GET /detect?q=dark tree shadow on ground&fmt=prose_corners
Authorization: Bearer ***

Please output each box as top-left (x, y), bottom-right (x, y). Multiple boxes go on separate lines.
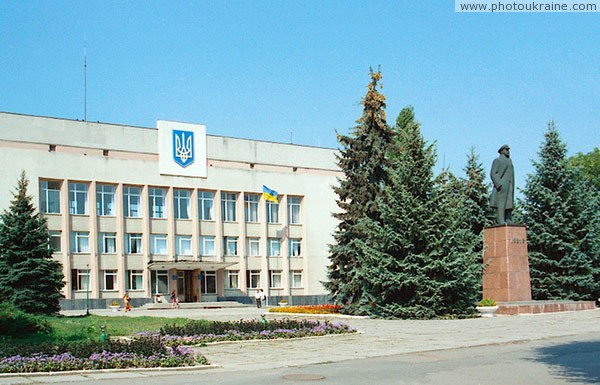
top-left (532, 340), bottom-right (600, 383)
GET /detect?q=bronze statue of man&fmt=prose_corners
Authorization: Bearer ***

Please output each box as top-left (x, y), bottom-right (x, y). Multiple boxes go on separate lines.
top-left (490, 144), bottom-right (514, 225)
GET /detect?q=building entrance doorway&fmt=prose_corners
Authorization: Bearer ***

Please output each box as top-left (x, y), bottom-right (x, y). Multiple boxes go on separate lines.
top-left (176, 270), bottom-right (197, 303)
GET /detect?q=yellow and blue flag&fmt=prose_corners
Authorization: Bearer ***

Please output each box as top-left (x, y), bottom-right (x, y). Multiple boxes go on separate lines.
top-left (262, 185), bottom-right (279, 204)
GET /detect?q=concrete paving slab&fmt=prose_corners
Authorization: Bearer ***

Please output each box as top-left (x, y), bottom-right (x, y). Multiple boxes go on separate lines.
top-left (1, 307), bottom-right (596, 383)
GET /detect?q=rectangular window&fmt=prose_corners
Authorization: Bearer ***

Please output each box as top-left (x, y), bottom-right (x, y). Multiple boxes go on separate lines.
top-left (269, 270), bottom-right (283, 288)
top-left (176, 235), bottom-right (192, 256)
top-left (71, 269), bottom-right (90, 291)
top-left (102, 270), bottom-right (118, 291)
top-left (268, 238), bottom-right (281, 257)
top-left (288, 196), bottom-right (302, 224)
top-left (198, 191), bottom-right (214, 221)
top-left (151, 270), bottom-right (169, 294)
top-left (224, 236), bottom-right (238, 256)
top-left (48, 231), bottom-right (61, 252)
top-left (226, 270), bottom-right (239, 289)
top-left (126, 233), bottom-right (142, 254)
top-left (246, 270), bottom-right (261, 289)
top-left (127, 270), bottom-right (144, 290)
top-left (266, 201), bottom-right (279, 224)
top-left (151, 234), bottom-right (168, 255)
top-left (221, 192), bottom-right (237, 222)
top-left (40, 180), bottom-right (61, 214)
top-left (69, 182), bottom-right (88, 215)
top-left (149, 188), bottom-right (166, 219)
top-left (123, 186), bottom-right (142, 218)
top-left (200, 271), bottom-right (217, 294)
top-left (290, 270), bottom-right (303, 288)
top-left (289, 238), bottom-right (302, 257)
top-left (99, 232), bottom-right (116, 254)
top-left (96, 184), bottom-right (115, 216)
top-left (244, 194), bottom-right (259, 223)
top-left (70, 231), bottom-right (89, 253)
top-left (174, 189), bottom-right (191, 219)
top-left (200, 236), bottom-right (215, 256)
top-left (247, 237), bottom-right (260, 256)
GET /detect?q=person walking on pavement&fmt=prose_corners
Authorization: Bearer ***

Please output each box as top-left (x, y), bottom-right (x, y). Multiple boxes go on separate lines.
top-left (123, 293), bottom-right (133, 312)
top-left (170, 290), bottom-right (179, 309)
top-left (260, 288), bottom-right (267, 307)
top-left (255, 289), bottom-right (263, 308)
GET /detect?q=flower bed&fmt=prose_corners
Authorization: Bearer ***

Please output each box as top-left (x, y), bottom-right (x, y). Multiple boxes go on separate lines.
top-left (149, 319), bottom-right (355, 346)
top-left (0, 336), bottom-right (207, 374)
top-left (0, 318), bottom-right (354, 374)
top-left (269, 304), bottom-right (342, 314)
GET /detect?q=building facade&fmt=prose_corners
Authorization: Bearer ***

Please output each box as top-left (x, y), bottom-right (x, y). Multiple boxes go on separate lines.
top-left (0, 112), bottom-right (340, 309)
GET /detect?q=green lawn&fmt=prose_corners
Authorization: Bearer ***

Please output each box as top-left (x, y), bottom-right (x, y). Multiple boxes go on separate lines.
top-left (13, 315), bottom-right (195, 344)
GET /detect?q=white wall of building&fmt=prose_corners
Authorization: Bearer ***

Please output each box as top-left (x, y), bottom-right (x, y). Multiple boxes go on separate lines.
top-left (0, 112), bottom-right (341, 306)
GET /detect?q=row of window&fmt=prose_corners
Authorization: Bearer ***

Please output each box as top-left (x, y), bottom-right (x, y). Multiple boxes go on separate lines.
top-left (41, 181), bottom-right (302, 224)
top-left (71, 269), bottom-right (304, 292)
top-left (72, 269), bottom-right (144, 291)
top-left (51, 231), bottom-right (302, 257)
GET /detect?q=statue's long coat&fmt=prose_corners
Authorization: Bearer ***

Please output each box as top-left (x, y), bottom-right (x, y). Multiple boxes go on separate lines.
top-left (490, 154), bottom-right (514, 209)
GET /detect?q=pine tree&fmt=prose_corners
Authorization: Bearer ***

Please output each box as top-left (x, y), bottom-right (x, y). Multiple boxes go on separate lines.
top-left (360, 107), bottom-right (481, 319)
top-left (325, 69), bottom-right (394, 313)
top-left (516, 122), bottom-right (600, 300)
top-left (0, 171), bottom-right (64, 314)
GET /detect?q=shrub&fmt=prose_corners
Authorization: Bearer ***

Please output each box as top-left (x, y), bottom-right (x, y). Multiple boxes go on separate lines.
top-left (0, 303), bottom-right (51, 338)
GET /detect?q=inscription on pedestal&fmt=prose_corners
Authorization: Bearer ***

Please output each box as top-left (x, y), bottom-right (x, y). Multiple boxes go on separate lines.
top-left (482, 225), bottom-right (532, 302)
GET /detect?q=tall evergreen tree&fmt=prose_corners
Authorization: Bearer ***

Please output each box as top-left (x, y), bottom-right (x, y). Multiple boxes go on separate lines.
top-left (462, 147), bottom-right (493, 238)
top-left (356, 107), bottom-right (481, 318)
top-left (325, 69), bottom-right (394, 312)
top-left (0, 172), bottom-right (64, 314)
top-left (516, 122), bottom-right (600, 300)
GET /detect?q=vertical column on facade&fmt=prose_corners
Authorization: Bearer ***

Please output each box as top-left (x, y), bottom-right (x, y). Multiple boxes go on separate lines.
top-left (166, 187), bottom-right (175, 260)
top-left (280, 195), bottom-right (291, 295)
top-left (88, 181), bottom-right (99, 299)
top-left (165, 187), bottom-right (176, 293)
top-left (259, 195), bottom-right (268, 298)
top-left (61, 179), bottom-right (71, 299)
top-left (190, 189), bottom-right (200, 300)
top-left (256, 193), bottom-right (269, 297)
top-left (237, 191), bottom-right (248, 295)
top-left (214, 190), bottom-right (224, 298)
top-left (115, 183), bottom-right (125, 297)
top-left (190, 189), bottom-right (199, 261)
top-left (301, 198), bottom-right (308, 293)
top-left (141, 185), bottom-right (151, 298)
top-left (214, 190), bottom-right (223, 260)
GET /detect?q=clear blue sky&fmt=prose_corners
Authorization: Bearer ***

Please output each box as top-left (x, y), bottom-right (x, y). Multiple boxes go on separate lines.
top-left (1, 1), bottom-right (598, 191)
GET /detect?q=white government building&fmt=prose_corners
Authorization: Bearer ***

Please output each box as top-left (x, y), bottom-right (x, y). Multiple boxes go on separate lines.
top-left (0, 112), bottom-right (340, 309)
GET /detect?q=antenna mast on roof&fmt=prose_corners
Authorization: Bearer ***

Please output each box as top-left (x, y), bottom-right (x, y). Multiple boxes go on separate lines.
top-left (83, 36), bottom-right (87, 122)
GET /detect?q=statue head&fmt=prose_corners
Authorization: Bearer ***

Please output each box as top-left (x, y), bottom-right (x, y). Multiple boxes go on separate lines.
top-left (498, 144), bottom-right (510, 157)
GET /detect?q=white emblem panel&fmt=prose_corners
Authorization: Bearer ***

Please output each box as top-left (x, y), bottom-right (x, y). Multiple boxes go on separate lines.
top-left (158, 121), bottom-right (207, 177)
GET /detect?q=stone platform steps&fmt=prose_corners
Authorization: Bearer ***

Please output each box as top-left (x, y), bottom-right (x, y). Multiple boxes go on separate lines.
top-left (143, 301), bottom-right (250, 310)
top-left (497, 300), bottom-right (596, 315)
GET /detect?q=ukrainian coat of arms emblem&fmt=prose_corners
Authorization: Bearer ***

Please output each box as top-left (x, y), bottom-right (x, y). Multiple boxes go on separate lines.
top-left (172, 130), bottom-right (194, 167)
